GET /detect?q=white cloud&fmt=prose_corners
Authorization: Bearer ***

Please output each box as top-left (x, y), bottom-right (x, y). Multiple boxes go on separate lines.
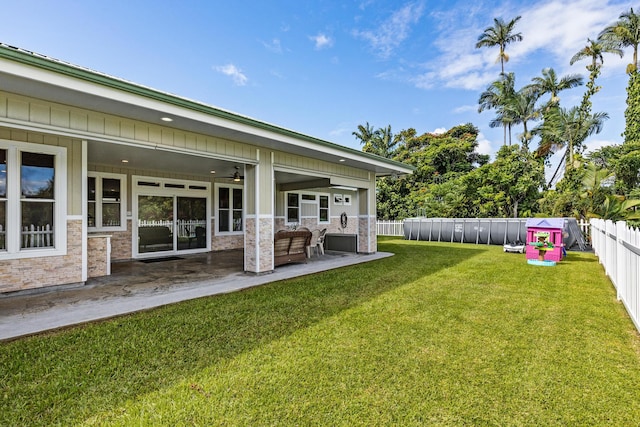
top-left (214, 64), bottom-right (248, 86)
top-left (432, 127), bottom-right (447, 134)
top-left (453, 104), bottom-right (478, 114)
top-left (585, 138), bottom-right (619, 154)
top-left (417, 0), bottom-right (626, 91)
top-left (329, 124), bottom-right (352, 138)
top-left (353, 1), bottom-right (425, 59)
top-left (476, 132), bottom-right (494, 157)
top-left (261, 38), bottom-right (283, 54)
top-left (310, 33), bottom-right (334, 50)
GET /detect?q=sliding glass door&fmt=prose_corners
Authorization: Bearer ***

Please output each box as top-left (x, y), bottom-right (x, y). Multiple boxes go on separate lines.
top-left (176, 196), bottom-right (207, 251)
top-left (137, 195), bottom-right (174, 254)
top-left (133, 177), bottom-right (210, 258)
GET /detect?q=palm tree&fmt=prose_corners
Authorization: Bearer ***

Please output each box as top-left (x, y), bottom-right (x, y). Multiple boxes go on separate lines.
top-left (524, 67), bottom-right (583, 107)
top-left (352, 122), bottom-right (376, 146)
top-left (352, 123), bottom-right (396, 158)
top-left (571, 38), bottom-right (623, 119)
top-left (599, 7), bottom-right (640, 74)
top-left (475, 16), bottom-right (523, 76)
top-left (570, 38), bottom-right (623, 70)
top-left (506, 89), bottom-right (540, 149)
top-left (525, 68), bottom-right (583, 158)
top-left (594, 195), bottom-right (640, 221)
top-left (536, 106), bottom-right (608, 183)
top-left (478, 72), bottom-right (516, 145)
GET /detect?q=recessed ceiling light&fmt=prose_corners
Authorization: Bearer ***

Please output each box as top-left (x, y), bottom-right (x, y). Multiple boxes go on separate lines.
top-left (121, 159), bottom-right (129, 163)
top-left (339, 158), bottom-right (346, 162)
top-left (161, 117), bottom-right (173, 122)
top-left (210, 170), bottom-right (216, 174)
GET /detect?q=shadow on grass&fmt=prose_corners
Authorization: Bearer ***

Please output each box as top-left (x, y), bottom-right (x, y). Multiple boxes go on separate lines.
top-left (561, 251), bottom-right (599, 264)
top-left (0, 238), bottom-right (485, 426)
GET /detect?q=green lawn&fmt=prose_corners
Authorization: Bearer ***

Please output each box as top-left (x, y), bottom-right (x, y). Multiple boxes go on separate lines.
top-left (2, 237), bottom-right (640, 426)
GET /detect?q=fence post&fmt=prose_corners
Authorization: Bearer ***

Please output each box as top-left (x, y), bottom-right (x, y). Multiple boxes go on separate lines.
top-left (616, 221), bottom-right (627, 301)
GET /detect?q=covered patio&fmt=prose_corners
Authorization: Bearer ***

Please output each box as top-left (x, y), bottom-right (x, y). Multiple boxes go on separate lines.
top-left (0, 249), bottom-right (393, 341)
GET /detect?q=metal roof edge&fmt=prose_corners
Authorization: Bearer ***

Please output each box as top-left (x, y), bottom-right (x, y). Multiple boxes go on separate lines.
top-left (0, 43), bottom-right (414, 174)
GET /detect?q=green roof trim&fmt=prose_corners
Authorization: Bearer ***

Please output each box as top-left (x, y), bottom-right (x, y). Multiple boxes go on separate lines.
top-left (0, 44), bottom-right (414, 173)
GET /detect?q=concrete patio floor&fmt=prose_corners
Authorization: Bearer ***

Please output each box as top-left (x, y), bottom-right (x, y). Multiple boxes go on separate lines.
top-left (0, 250), bottom-right (392, 341)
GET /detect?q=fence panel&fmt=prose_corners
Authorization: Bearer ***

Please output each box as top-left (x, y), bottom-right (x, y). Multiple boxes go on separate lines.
top-left (138, 219), bottom-right (206, 237)
top-left (376, 220), bottom-right (404, 236)
top-left (22, 224), bottom-right (53, 248)
top-left (591, 218), bottom-right (640, 333)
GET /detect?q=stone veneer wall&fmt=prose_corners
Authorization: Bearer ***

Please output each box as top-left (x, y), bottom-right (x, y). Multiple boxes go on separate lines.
top-left (211, 234), bottom-right (244, 251)
top-left (329, 215), bottom-right (358, 234)
top-left (0, 219), bottom-right (83, 293)
top-left (87, 236), bottom-right (110, 278)
top-left (274, 215), bottom-right (358, 234)
top-left (110, 220), bottom-right (133, 261)
top-left (244, 217), bottom-right (256, 272)
top-left (358, 215), bottom-right (377, 254)
top-left (243, 217), bottom-right (274, 273)
top-left (258, 217), bottom-right (274, 272)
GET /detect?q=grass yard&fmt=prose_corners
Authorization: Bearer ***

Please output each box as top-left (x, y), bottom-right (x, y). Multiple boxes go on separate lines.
top-left (2, 237), bottom-right (640, 426)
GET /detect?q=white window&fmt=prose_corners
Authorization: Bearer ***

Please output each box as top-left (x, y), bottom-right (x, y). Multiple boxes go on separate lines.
top-left (216, 184), bottom-right (243, 234)
top-left (286, 192), bottom-right (299, 224)
top-left (285, 191), bottom-right (330, 225)
top-left (319, 194), bottom-right (330, 223)
top-left (0, 140), bottom-right (67, 258)
top-left (88, 172), bottom-right (127, 231)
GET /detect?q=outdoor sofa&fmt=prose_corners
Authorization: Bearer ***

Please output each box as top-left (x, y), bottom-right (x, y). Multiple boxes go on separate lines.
top-left (273, 230), bottom-right (312, 266)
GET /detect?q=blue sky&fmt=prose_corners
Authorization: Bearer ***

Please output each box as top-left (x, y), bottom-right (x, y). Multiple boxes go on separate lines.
top-left (0, 0), bottom-right (633, 163)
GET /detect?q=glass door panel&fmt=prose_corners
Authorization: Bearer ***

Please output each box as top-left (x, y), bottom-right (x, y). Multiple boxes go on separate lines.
top-left (177, 196), bottom-right (207, 251)
top-left (138, 195), bottom-right (174, 254)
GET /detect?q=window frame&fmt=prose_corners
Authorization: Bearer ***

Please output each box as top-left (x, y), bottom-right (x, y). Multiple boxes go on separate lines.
top-left (215, 183), bottom-right (244, 235)
top-left (285, 191), bottom-right (330, 225)
top-left (318, 193), bottom-right (330, 224)
top-left (0, 139), bottom-right (67, 259)
top-left (88, 171), bottom-right (127, 232)
top-left (285, 192), bottom-right (300, 225)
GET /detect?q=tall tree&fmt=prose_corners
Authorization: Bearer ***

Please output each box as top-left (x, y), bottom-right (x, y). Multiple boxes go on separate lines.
top-left (599, 7), bottom-right (640, 74)
top-left (462, 145), bottom-right (545, 218)
top-left (478, 72), bottom-right (516, 145)
top-left (352, 123), bottom-right (397, 158)
top-left (352, 122), bottom-right (376, 147)
top-left (570, 38), bottom-right (623, 118)
top-left (536, 106), bottom-right (608, 181)
top-left (525, 67), bottom-right (583, 108)
top-left (476, 16), bottom-right (523, 76)
top-left (506, 89), bottom-right (540, 150)
top-left (525, 68), bottom-right (583, 158)
top-left (570, 38), bottom-right (624, 71)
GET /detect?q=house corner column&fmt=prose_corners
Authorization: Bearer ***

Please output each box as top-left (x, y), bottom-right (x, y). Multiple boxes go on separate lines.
top-left (244, 151), bottom-right (275, 273)
top-left (357, 178), bottom-right (377, 254)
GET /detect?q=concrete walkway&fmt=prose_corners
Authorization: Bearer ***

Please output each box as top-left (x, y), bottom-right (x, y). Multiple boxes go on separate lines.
top-left (0, 251), bottom-right (392, 341)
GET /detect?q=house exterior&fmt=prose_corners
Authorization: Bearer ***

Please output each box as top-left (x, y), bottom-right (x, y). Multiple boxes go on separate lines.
top-left (0, 43), bottom-right (413, 294)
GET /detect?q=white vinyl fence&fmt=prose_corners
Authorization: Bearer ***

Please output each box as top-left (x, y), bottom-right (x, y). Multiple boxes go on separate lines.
top-left (591, 218), bottom-right (640, 333)
top-left (376, 220), bottom-right (405, 236)
top-left (138, 219), bottom-right (207, 237)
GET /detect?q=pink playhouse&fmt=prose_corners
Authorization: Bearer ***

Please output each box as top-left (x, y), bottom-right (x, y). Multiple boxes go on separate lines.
top-left (525, 218), bottom-right (565, 266)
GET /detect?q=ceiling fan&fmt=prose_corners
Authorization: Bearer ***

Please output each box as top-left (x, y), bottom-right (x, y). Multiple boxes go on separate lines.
top-left (231, 166), bottom-right (243, 182)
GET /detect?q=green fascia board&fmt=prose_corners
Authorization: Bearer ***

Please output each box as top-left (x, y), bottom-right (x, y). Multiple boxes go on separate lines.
top-left (0, 44), bottom-right (415, 173)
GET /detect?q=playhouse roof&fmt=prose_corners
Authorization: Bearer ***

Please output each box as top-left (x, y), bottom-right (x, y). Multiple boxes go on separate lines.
top-left (525, 218), bottom-right (565, 229)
